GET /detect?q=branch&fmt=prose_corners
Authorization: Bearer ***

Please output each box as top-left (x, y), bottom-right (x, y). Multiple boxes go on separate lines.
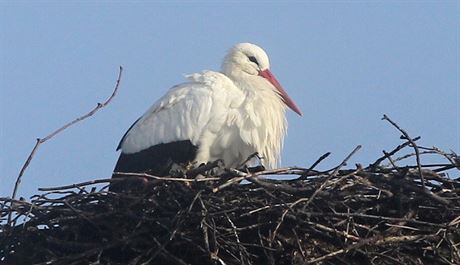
top-left (8, 66), bottom-right (123, 225)
top-left (370, 136), bottom-right (421, 168)
top-left (304, 145), bottom-right (362, 207)
top-left (382, 114), bottom-right (426, 190)
top-left (269, 146), bottom-right (361, 242)
top-left (296, 152), bottom-right (331, 181)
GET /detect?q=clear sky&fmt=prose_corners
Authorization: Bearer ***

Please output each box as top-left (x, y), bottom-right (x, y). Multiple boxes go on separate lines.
top-left (1, 1), bottom-right (459, 199)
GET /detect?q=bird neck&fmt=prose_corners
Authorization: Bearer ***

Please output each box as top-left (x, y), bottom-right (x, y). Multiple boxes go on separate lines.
top-left (235, 78), bottom-right (288, 169)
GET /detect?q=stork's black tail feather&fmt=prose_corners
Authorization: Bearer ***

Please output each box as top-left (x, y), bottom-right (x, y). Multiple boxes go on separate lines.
top-left (110, 140), bottom-right (198, 192)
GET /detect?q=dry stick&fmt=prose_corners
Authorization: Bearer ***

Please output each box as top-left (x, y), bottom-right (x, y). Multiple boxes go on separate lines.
top-left (383, 150), bottom-right (399, 171)
top-left (38, 178), bottom-right (115, 191)
top-left (268, 168), bottom-right (363, 241)
top-left (308, 212), bottom-right (448, 228)
top-left (304, 145), bottom-right (362, 207)
top-left (225, 213), bottom-right (245, 263)
top-left (212, 166), bottom-right (314, 193)
top-left (417, 146), bottom-right (459, 167)
top-left (248, 176), bottom-right (315, 194)
top-left (387, 150), bottom-right (436, 165)
top-left (212, 168), bottom-right (287, 193)
top-left (38, 173), bottom-right (221, 192)
top-left (148, 196), bottom-right (202, 263)
top-left (270, 146), bottom-right (361, 242)
top-left (8, 66), bottom-right (123, 226)
top-left (306, 234), bottom-right (437, 264)
top-left (296, 152), bottom-right (331, 181)
top-left (382, 114), bottom-right (426, 190)
top-left (382, 117), bottom-right (451, 204)
top-left (41, 166), bottom-right (317, 193)
top-left (371, 136), bottom-right (421, 168)
top-left (309, 152), bottom-right (332, 171)
top-left (114, 172), bottom-right (221, 182)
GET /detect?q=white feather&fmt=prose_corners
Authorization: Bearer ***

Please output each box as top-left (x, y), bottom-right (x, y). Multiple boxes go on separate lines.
top-left (119, 43), bottom-right (297, 169)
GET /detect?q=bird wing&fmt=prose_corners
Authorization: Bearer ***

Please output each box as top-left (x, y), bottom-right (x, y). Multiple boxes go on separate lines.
top-left (116, 117), bottom-right (140, 150)
top-left (118, 71), bottom-right (242, 154)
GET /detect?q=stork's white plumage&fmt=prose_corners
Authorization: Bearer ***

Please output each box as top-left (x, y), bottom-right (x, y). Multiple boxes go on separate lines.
top-left (113, 43), bottom-right (301, 186)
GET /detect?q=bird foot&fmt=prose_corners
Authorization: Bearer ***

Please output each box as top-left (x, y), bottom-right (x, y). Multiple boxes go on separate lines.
top-left (169, 163), bottom-right (190, 178)
top-left (187, 159), bottom-right (225, 178)
top-left (239, 165), bottom-right (266, 173)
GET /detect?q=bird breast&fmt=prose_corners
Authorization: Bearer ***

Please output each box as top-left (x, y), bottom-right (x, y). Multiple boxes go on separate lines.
top-left (190, 72), bottom-right (288, 169)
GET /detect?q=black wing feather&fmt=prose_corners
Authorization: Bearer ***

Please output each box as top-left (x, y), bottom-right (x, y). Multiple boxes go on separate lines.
top-left (116, 116), bottom-right (141, 151)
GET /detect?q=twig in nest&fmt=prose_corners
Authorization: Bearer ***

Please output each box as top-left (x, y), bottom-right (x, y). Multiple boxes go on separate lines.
top-left (8, 66), bottom-right (123, 226)
top-left (304, 145), bottom-right (362, 207)
top-left (382, 115), bottom-right (451, 205)
top-left (212, 167), bottom-right (308, 193)
top-left (38, 178), bottom-right (115, 191)
top-left (382, 114), bottom-right (426, 190)
top-left (296, 151), bottom-right (331, 180)
top-left (270, 145), bottom-right (361, 243)
top-left (371, 136), bottom-right (421, 168)
top-left (383, 150), bottom-right (400, 171)
top-left (113, 172), bottom-right (221, 182)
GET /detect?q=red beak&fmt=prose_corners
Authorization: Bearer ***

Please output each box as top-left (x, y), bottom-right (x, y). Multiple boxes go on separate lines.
top-left (259, 69), bottom-right (302, 116)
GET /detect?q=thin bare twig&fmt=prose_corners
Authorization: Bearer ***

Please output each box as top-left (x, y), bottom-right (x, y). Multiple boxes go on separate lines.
top-left (296, 152), bottom-right (331, 181)
top-left (8, 66), bottom-right (123, 225)
top-left (371, 136), bottom-right (421, 168)
top-left (304, 145), bottom-right (362, 207)
top-left (382, 114), bottom-right (426, 190)
top-left (38, 178), bottom-right (116, 191)
top-left (113, 172), bottom-right (221, 183)
top-left (269, 146), bottom-right (361, 242)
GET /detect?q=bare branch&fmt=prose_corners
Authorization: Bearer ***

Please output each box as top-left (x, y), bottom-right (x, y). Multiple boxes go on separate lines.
top-left (382, 114), bottom-right (426, 190)
top-left (8, 66), bottom-right (123, 225)
top-left (304, 145), bottom-right (362, 207)
top-left (371, 136), bottom-right (421, 168)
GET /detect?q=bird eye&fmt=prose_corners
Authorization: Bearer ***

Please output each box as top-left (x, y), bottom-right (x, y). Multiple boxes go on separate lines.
top-left (248, 56), bottom-right (259, 66)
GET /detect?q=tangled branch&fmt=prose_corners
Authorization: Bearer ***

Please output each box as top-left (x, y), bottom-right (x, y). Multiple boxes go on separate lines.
top-left (1, 127), bottom-right (459, 264)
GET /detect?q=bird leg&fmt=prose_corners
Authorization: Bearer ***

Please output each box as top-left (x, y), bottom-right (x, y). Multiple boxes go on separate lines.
top-left (238, 152), bottom-right (261, 168)
top-left (238, 152), bottom-right (265, 173)
top-left (187, 159), bottom-right (225, 178)
top-left (169, 162), bottom-right (197, 178)
top-left (244, 165), bottom-right (266, 173)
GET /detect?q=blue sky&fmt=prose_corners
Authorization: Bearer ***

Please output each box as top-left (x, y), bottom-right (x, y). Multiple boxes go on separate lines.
top-left (1, 1), bottom-right (459, 198)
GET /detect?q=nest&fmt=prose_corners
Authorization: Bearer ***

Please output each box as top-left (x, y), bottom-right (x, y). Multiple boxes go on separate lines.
top-left (1, 142), bottom-right (460, 265)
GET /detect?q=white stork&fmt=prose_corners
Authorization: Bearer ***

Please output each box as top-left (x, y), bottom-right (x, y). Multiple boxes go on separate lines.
top-left (112, 43), bottom-right (302, 189)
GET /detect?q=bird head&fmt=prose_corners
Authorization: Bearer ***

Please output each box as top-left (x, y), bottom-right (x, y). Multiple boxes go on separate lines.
top-left (222, 43), bottom-right (302, 116)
